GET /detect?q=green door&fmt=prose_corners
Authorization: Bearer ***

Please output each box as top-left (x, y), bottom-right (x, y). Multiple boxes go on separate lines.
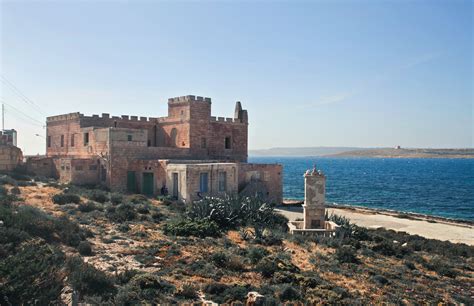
top-left (127, 171), bottom-right (136, 193)
top-left (142, 173), bottom-right (154, 196)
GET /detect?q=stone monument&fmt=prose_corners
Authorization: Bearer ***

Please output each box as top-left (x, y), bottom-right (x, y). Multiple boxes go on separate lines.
top-left (303, 165), bottom-right (326, 229)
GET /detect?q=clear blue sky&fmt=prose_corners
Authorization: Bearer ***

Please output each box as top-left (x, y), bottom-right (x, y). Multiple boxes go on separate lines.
top-left (1, 0), bottom-right (472, 154)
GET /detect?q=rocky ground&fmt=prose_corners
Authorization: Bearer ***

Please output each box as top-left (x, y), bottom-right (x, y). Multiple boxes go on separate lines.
top-left (1, 176), bottom-right (473, 304)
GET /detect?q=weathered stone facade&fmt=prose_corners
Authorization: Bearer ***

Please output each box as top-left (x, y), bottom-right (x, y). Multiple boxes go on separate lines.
top-left (0, 145), bottom-right (22, 172)
top-left (37, 95), bottom-right (282, 203)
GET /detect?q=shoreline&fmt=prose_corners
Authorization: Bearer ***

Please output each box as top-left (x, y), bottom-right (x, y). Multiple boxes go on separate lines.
top-left (279, 200), bottom-right (474, 245)
top-left (282, 199), bottom-right (474, 226)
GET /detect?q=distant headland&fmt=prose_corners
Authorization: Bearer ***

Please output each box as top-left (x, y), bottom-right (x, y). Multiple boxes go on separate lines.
top-left (249, 147), bottom-right (474, 159)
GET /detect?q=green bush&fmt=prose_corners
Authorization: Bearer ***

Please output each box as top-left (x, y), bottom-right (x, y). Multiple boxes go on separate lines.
top-left (79, 201), bottom-right (99, 213)
top-left (175, 284), bottom-right (199, 300)
top-left (52, 193), bottom-right (81, 205)
top-left (110, 193), bottom-right (123, 205)
top-left (114, 273), bottom-right (175, 304)
top-left (78, 241), bottom-right (93, 256)
top-left (0, 239), bottom-right (65, 305)
top-left (335, 245), bottom-right (360, 264)
top-left (278, 284), bottom-right (302, 302)
top-left (10, 187), bottom-right (21, 195)
top-left (67, 257), bottom-right (116, 297)
top-left (163, 218), bottom-right (221, 238)
top-left (247, 246), bottom-right (269, 264)
top-left (88, 190), bottom-right (109, 203)
top-left (127, 194), bottom-right (148, 204)
top-left (107, 203), bottom-right (136, 222)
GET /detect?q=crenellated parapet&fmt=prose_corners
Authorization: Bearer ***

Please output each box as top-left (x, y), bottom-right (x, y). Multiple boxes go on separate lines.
top-left (168, 95), bottom-right (212, 104)
top-left (46, 112), bottom-right (82, 122)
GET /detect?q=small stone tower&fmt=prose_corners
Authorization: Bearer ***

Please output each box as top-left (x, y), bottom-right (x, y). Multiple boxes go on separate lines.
top-left (303, 165), bottom-right (326, 229)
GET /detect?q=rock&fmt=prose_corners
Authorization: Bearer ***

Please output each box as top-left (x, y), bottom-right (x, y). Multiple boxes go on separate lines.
top-left (247, 291), bottom-right (265, 305)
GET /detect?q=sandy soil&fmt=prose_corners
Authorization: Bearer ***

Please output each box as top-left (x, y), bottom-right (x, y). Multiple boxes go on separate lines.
top-left (277, 206), bottom-right (474, 246)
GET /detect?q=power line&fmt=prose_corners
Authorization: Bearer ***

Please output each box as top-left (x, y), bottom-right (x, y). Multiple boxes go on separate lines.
top-left (0, 75), bottom-right (47, 116)
top-left (0, 99), bottom-right (45, 128)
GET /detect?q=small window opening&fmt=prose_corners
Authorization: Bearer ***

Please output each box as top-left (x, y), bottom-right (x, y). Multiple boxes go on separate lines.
top-left (127, 135), bottom-right (133, 141)
top-left (84, 132), bottom-right (89, 146)
top-left (60, 135), bottom-right (64, 147)
top-left (47, 136), bottom-right (51, 148)
top-left (201, 137), bottom-right (207, 149)
top-left (225, 136), bottom-right (231, 149)
top-left (71, 134), bottom-right (75, 147)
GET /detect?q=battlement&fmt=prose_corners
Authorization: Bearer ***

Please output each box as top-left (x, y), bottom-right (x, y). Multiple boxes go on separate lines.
top-left (210, 116), bottom-right (246, 124)
top-left (46, 112), bottom-right (82, 122)
top-left (168, 95), bottom-right (212, 104)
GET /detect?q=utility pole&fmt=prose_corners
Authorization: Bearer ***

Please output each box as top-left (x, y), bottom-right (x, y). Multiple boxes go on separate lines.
top-left (2, 103), bottom-right (4, 131)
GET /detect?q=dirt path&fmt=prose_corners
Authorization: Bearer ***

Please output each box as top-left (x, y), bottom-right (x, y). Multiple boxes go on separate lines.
top-left (277, 207), bottom-right (474, 246)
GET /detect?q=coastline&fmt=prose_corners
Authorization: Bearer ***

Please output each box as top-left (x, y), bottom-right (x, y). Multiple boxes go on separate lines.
top-left (279, 200), bottom-right (474, 245)
top-left (282, 199), bottom-right (474, 225)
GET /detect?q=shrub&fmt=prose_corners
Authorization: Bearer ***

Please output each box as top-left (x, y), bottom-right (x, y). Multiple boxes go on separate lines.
top-left (256, 255), bottom-right (299, 278)
top-left (10, 187), bottom-right (21, 195)
top-left (67, 257), bottom-right (116, 297)
top-left (127, 194), bottom-right (148, 204)
top-left (107, 203), bottom-right (136, 222)
top-left (163, 218), bottom-right (221, 238)
top-left (335, 245), bottom-right (360, 264)
top-left (211, 251), bottom-right (229, 267)
top-left (247, 246), bottom-right (269, 264)
top-left (176, 284), bottom-right (199, 300)
top-left (88, 190), bottom-right (109, 203)
top-left (52, 193), bottom-right (81, 205)
top-left (136, 204), bottom-right (150, 214)
top-left (110, 193), bottom-right (123, 205)
top-left (0, 239), bottom-right (65, 305)
top-left (115, 273), bottom-right (175, 304)
top-left (278, 284), bottom-right (301, 302)
top-left (78, 201), bottom-right (98, 213)
top-left (78, 241), bottom-right (93, 256)
top-left (372, 275), bottom-right (389, 286)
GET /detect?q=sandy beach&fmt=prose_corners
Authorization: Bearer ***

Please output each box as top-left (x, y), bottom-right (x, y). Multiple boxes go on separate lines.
top-left (277, 205), bottom-right (474, 246)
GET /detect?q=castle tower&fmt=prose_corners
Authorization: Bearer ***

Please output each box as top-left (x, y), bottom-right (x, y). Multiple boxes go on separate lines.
top-left (303, 165), bottom-right (326, 229)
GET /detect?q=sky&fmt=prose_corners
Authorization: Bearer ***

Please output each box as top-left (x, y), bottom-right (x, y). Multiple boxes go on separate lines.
top-left (0, 0), bottom-right (472, 155)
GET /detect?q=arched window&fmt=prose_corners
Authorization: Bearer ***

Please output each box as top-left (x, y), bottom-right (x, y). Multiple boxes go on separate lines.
top-left (170, 128), bottom-right (178, 147)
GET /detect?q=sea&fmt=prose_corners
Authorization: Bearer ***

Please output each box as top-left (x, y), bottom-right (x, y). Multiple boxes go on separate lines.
top-left (249, 157), bottom-right (474, 221)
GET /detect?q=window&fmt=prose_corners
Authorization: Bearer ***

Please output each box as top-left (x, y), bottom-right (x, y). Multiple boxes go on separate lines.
top-left (71, 134), bottom-right (75, 147)
top-left (218, 171), bottom-right (227, 192)
top-left (75, 166), bottom-right (83, 171)
top-left (199, 173), bottom-right (209, 193)
top-left (225, 136), bottom-right (231, 149)
top-left (60, 135), bottom-right (64, 147)
top-left (147, 140), bottom-right (151, 147)
top-left (47, 136), bottom-right (51, 148)
top-left (170, 128), bottom-right (178, 147)
top-left (84, 132), bottom-right (89, 146)
top-left (127, 135), bottom-right (132, 141)
top-left (89, 165), bottom-right (98, 171)
top-left (201, 137), bottom-right (207, 149)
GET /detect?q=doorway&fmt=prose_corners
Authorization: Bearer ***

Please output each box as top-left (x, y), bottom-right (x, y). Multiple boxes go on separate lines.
top-left (172, 172), bottom-right (179, 199)
top-left (127, 171), bottom-right (136, 193)
top-left (142, 172), bottom-right (154, 196)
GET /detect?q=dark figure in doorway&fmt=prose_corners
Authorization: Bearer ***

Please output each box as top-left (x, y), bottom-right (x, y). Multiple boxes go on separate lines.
top-left (160, 184), bottom-right (169, 196)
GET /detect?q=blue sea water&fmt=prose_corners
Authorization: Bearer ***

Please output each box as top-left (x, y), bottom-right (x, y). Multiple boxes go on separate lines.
top-left (249, 157), bottom-right (474, 221)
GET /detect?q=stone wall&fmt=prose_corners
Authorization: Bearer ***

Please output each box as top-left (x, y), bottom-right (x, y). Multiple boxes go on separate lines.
top-left (0, 145), bottom-right (22, 172)
top-left (238, 163), bottom-right (283, 204)
top-left (166, 162), bottom-right (238, 203)
top-left (26, 156), bottom-right (57, 178)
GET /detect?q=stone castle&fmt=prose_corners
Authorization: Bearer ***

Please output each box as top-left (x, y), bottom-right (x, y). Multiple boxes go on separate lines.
top-left (28, 95), bottom-right (282, 203)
